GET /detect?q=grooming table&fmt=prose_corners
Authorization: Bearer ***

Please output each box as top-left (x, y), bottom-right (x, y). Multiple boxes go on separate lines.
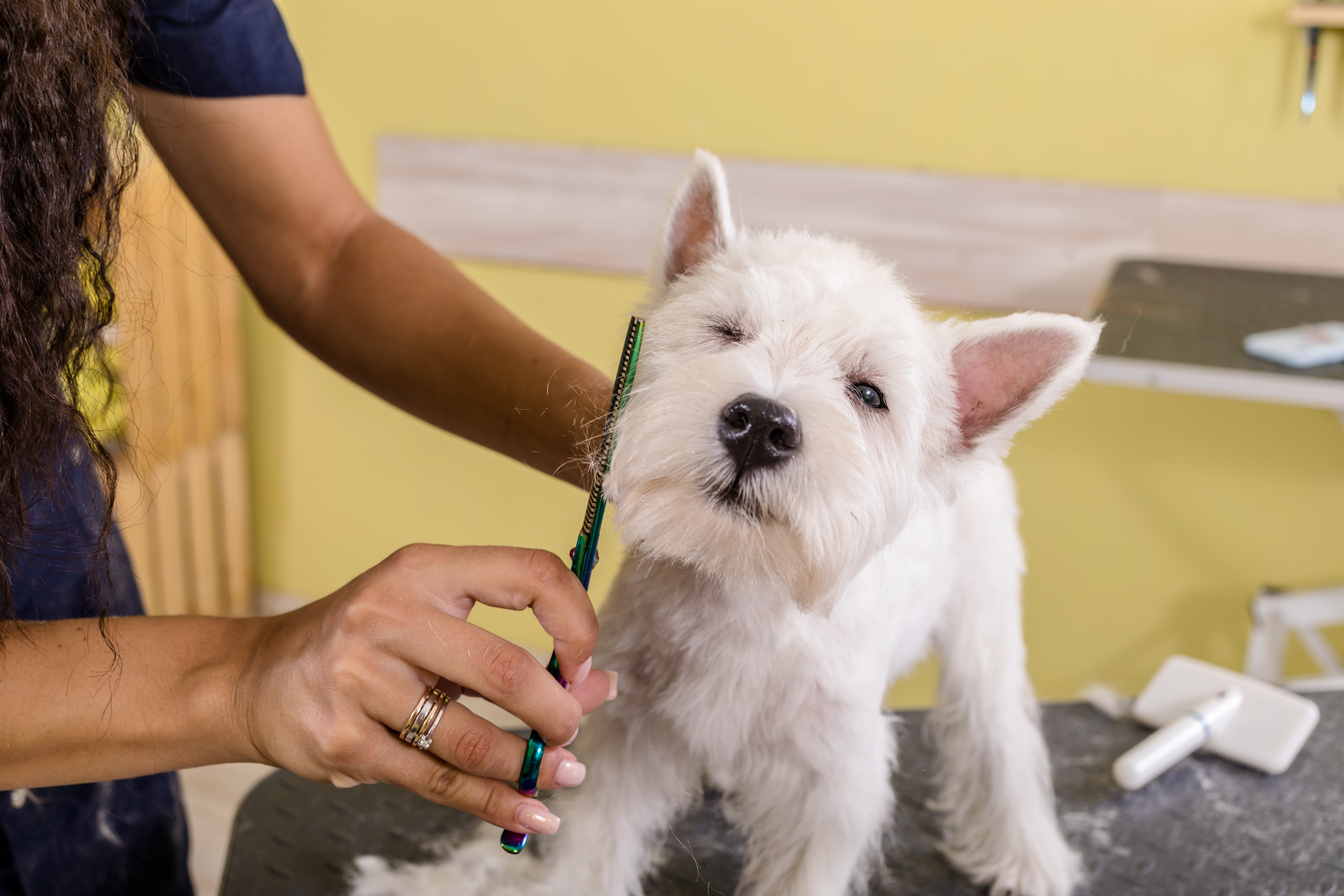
top-left (1086, 259), bottom-right (1344, 411)
top-left (220, 693), bottom-right (1343, 895)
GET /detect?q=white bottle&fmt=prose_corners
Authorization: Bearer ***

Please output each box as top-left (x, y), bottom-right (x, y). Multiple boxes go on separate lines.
top-left (1113, 689), bottom-right (1243, 790)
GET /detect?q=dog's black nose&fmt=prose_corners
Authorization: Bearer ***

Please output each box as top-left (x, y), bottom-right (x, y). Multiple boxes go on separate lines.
top-left (719, 394), bottom-right (801, 473)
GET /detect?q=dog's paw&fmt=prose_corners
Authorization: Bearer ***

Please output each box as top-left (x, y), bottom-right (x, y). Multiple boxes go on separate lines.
top-left (946, 835), bottom-right (1081, 896)
top-left (983, 850), bottom-right (1080, 896)
top-left (348, 854), bottom-right (477, 896)
top-left (347, 835), bottom-right (535, 896)
top-left (347, 856), bottom-right (433, 896)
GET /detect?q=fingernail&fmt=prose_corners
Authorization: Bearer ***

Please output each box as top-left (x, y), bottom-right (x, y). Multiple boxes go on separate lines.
top-left (606, 671), bottom-right (619, 702)
top-left (555, 759), bottom-right (587, 787)
top-left (517, 803), bottom-right (561, 835)
top-left (570, 657), bottom-right (593, 689)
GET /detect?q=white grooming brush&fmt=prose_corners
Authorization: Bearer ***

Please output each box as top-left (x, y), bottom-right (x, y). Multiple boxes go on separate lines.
top-left (1112, 655), bottom-right (1320, 790)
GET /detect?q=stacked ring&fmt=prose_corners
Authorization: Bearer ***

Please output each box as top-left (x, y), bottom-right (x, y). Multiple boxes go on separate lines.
top-left (399, 685), bottom-right (451, 750)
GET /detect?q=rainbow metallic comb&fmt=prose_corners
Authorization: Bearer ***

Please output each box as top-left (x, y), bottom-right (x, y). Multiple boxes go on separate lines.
top-left (501, 315), bottom-right (645, 854)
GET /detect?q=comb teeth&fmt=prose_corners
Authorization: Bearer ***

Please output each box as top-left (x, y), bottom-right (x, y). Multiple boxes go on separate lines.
top-left (580, 317), bottom-right (644, 536)
top-left (581, 495), bottom-right (599, 537)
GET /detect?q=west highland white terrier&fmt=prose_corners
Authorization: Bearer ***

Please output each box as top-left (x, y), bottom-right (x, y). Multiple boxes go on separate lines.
top-left (353, 151), bottom-right (1100, 896)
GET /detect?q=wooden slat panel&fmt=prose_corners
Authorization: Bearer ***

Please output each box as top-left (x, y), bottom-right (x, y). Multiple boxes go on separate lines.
top-left (216, 431), bottom-right (252, 617)
top-left (215, 239), bottom-right (246, 433)
top-left (149, 190), bottom-right (198, 616)
top-left (139, 172), bottom-right (193, 464)
top-left (116, 165), bottom-right (173, 473)
top-left (378, 138), bottom-right (1344, 315)
top-left (110, 165), bottom-right (169, 612)
top-left (180, 201), bottom-right (225, 616)
top-left (182, 210), bottom-right (223, 443)
top-left (111, 150), bottom-right (253, 617)
top-left (183, 446), bottom-right (222, 615)
top-left (211, 239), bottom-right (251, 617)
top-left (113, 454), bottom-right (161, 615)
top-left (150, 459), bottom-right (191, 615)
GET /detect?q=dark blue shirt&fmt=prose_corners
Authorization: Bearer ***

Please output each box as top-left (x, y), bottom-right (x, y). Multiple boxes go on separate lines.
top-left (0, 3), bottom-right (305, 893)
top-left (130, 0), bottom-right (306, 97)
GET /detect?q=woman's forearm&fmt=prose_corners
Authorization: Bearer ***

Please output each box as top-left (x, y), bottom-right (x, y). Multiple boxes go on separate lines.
top-left (134, 89), bottom-right (611, 487)
top-left (278, 213), bottom-right (610, 487)
top-left (0, 615), bottom-right (262, 788)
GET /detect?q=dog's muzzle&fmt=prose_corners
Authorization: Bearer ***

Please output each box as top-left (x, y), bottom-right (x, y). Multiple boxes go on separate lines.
top-left (718, 393), bottom-right (802, 480)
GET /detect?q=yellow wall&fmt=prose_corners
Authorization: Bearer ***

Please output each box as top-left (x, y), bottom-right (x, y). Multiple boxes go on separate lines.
top-left (251, 0), bottom-right (1344, 706)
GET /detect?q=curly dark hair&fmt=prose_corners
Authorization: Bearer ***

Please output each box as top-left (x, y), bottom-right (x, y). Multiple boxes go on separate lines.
top-left (0, 0), bottom-right (139, 629)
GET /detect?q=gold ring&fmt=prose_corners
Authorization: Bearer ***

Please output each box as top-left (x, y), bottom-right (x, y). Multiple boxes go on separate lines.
top-left (400, 685), bottom-right (451, 750)
top-left (416, 692), bottom-right (450, 751)
top-left (399, 688), bottom-right (436, 739)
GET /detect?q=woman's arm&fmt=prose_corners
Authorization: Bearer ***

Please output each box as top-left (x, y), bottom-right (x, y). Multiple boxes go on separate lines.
top-left (0, 614), bottom-right (250, 784)
top-left (133, 88), bottom-right (610, 487)
top-left (0, 545), bottom-right (614, 836)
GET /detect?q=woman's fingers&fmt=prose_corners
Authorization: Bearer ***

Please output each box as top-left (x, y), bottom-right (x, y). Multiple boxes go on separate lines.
top-left (423, 707), bottom-right (586, 791)
top-left (368, 735), bottom-right (562, 835)
top-left (381, 686), bottom-right (585, 789)
top-left (389, 616), bottom-right (581, 746)
top-left (569, 667), bottom-right (618, 715)
top-left (447, 668), bottom-right (616, 712)
top-left (391, 544), bottom-right (600, 688)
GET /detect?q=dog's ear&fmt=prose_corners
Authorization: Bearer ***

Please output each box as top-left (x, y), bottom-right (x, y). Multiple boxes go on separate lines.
top-left (943, 312), bottom-right (1101, 457)
top-left (655, 149), bottom-right (735, 288)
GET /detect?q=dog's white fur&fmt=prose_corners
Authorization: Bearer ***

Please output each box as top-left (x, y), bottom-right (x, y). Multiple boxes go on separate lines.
top-left (353, 151), bottom-right (1099, 896)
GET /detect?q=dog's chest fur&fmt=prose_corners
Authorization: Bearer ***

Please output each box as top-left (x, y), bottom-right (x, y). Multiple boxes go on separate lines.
top-left (595, 477), bottom-right (985, 777)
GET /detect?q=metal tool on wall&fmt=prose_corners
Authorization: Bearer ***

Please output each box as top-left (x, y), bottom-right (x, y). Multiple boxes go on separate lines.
top-left (1302, 24), bottom-right (1321, 117)
top-left (1289, 3), bottom-right (1344, 118)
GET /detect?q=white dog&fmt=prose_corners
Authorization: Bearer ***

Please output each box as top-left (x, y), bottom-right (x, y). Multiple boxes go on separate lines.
top-left (354, 151), bottom-right (1099, 896)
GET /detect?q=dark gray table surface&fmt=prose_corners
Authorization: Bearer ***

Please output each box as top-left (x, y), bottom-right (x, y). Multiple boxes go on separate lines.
top-left (1093, 260), bottom-right (1344, 381)
top-left (221, 693), bottom-right (1344, 896)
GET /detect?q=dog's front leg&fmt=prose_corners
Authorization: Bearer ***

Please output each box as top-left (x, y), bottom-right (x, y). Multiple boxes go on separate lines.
top-left (349, 708), bottom-right (696, 896)
top-left (927, 489), bottom-right (1079, 896)
top-left (728, 709), bottom-right (894, 896)
top-left (537, 708), bottom-right (701, 896)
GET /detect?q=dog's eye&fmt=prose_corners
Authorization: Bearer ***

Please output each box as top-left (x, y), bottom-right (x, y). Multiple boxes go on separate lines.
top-left (852, 382), bottom-right (886, 409)
top-left (711, 320), bottom-right (746, 344)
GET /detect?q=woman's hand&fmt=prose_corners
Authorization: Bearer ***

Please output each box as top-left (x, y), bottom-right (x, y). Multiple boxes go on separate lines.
top-left (234, 543), bottom-right (615, 836)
